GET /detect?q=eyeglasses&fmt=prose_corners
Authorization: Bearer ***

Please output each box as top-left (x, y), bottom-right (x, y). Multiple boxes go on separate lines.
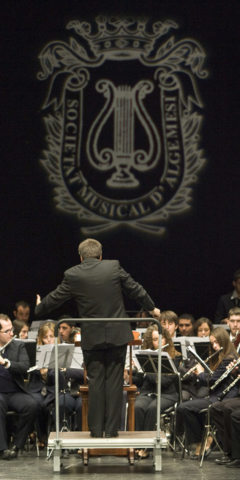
top-left (1, 328), bottom-right (14, 334)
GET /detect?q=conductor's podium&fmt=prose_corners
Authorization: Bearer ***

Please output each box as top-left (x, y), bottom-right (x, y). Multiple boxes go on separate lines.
top-left (48, 431), bottom-right (168, 471)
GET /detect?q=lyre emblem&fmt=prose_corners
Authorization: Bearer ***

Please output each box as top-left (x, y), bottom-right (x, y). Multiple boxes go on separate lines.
top-left (86, 79), bottom-right (161, 188)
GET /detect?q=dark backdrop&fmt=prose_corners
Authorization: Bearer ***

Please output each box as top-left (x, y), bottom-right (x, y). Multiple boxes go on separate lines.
top-left (1, 0), bottom-right (240, 321)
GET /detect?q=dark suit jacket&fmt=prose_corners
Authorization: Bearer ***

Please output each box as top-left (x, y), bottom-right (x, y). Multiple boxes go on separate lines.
top-left (133, 372), bottom-right (179, 402)
top-left (214, 292), bottom-right (239, 323)
top-left (1, 340), bottom-right (30, 393)
top-left (35, 258), bottom-right (155, 350)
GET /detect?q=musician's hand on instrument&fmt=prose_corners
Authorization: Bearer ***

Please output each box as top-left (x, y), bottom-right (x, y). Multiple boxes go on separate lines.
top-left (150, 308), bottom-right (161, 319)
top-left (195, 363), bottom-right (204, 375)
top-left (36, 294), bottom-right (41, 305)
top-left (0, 355), bottom-right (5, 365)
top-left (226, 359), bottom-right (237, 370)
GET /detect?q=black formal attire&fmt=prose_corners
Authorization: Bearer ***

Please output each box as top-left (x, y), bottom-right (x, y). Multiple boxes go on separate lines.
top-left (214, 291), bottom-right (240, 324)
top-left (230, 406), bottom-right (240, 460)
top-left (177, 355), bottom-right (239, 444)
top-left (0, 340), bottom-right (39, 451)
top-left (134, 372), bottom-right (178, 431)
top-left (35, 258), bottom-right (155, 436)
top-left (210, 395), bottom-right (240, 456)
top-left (28, 369), bottom-right (63, 441)
top-left (179, 353), bottom-right (208, 402)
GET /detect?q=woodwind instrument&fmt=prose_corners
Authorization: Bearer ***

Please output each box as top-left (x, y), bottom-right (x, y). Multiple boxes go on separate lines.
top-left (181, 347), bottom-right (223, 380)
top-left (0, 335), bottom-right (17, 354)
top-left (218, 375), bottom-right (240, 401)
top-left (210, 357), bottom-right (240, 391)
top-left (27, 365), bottom-right (39, 373)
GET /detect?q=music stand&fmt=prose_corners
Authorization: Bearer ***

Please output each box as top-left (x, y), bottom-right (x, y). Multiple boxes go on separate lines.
top-left (193, 341), bottom-right (210, 362)
top-left (15, 338), bottom-right (36, 368)
top-left (136, 351), bottom-right (180, 453)
top-left (172, 341), bottom-right (182, 356)
top-left (135, 351), bottom-right (178, 375)
top-left (173, 337), bottom-right (210, 359)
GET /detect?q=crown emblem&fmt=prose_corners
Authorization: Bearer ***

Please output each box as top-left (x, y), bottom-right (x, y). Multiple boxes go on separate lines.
top-left (67, 16), bottom-right (177, 59)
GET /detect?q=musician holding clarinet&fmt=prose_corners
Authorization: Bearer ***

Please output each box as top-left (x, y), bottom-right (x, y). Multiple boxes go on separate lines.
top-left (209, 311), bottom-right (240, 468)
top-left (177, 327), bottom-right (238, 459)
top-left (0, 314), bottom-right (39, 460)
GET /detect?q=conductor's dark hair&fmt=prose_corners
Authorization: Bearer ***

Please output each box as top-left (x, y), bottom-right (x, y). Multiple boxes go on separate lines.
top-left (78, 239), bottom-right (102, 260)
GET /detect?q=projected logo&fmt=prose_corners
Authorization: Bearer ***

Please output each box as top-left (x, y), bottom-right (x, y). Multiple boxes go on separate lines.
top-left (38, 17), bottom-right (208, 235)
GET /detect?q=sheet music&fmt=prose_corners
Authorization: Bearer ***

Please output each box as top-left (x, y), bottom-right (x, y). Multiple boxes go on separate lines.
top-left (135, 351), bottom-right (178, 374)
top-left (125, 344), bottom-right (142, 371)
top-left (36, 344), bottom-right (75, 369)
top-left (69, 346), bottom-right (84, 369)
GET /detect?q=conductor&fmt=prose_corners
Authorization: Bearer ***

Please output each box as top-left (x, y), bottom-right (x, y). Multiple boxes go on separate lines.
top-left (35, 238), bottom-right (160, 438)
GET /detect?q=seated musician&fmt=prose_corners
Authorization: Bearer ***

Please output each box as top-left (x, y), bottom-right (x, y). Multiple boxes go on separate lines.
top-left (59, 327), bottom-right (84, 433)
top-left (0, 314), bottom-right (38, 460)
top-left (132, 325), bottom-right (181, 458)
top-left (209, 359), bottom-right (240, 468)
top-left (180, 317), bottom-right (213, 401)
top-left (28, 321), bottom-right (61, 446)
top-left (12, 319), bottom-right (29, 339)
top-left (193, 317), bottom-right (213, 338)
top-left (177, 327), bottom-right (239, 459)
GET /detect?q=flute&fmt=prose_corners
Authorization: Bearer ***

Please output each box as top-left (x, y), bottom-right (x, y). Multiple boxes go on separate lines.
top-left (27, 365), bottom-right (39, 373)
top-left (0, 335), bottom-right (17, 354)
top-left (210, 357), bottom-right (240, 391)
top-left (181, 347), bottom-right (223, 380)
top-left (218, 375), bottom-right (240, 401)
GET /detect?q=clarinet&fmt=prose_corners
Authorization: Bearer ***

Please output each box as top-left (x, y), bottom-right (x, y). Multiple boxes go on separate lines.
top-left (218, 376), bottom-right (240, 401)
top-left (210, 357), bottom-right (240, 391)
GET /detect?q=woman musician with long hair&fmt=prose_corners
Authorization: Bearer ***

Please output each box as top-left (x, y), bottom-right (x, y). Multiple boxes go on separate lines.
top-left (28, 322), bottom-right (61, 447)
top-left (180, 317), bottom-right (213, 401)
top-left (131, 325), bottom-right (181, 458)
top-left (177, 327), bottom-right (239, 459)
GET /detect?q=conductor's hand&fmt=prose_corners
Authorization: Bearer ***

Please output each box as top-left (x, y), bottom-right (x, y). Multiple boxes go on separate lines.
top-left (149, 308), bottom-right (161, 319)
top-left (36, 294), bottom-right (41, 305)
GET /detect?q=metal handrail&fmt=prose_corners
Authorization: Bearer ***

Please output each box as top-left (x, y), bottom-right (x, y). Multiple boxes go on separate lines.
top-left (53, 318), bottom-right (162, 443)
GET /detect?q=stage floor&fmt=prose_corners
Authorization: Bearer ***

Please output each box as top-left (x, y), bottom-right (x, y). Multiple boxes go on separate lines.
top-left (0, 447), bottom-right (239, 480)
